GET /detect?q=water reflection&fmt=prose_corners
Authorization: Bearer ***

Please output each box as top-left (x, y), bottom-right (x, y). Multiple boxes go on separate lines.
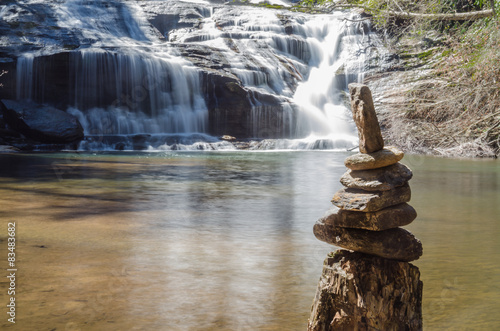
top-left (0, 152), bottom-right (498, 330)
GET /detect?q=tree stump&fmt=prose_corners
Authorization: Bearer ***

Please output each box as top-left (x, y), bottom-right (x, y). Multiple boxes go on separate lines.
top-left (308, 251), bottom-right (423, 331)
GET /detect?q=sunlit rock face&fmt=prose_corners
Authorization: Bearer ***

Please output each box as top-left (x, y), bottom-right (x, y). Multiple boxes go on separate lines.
top-left (0, 0), bottom-right (391, 149)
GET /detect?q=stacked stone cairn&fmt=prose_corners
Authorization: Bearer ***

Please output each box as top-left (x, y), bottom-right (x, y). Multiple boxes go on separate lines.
top-left (308, 84), bottom-right (423, 331)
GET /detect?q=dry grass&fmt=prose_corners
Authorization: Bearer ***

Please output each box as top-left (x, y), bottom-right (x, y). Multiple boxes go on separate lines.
top-left (401, 20), bottom-right (500, 155)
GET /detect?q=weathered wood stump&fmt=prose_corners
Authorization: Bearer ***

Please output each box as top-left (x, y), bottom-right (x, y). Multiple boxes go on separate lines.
top-left (308, 83), bottom-right (423, 330)
top-left (308, 251), bottom-right (423, 331)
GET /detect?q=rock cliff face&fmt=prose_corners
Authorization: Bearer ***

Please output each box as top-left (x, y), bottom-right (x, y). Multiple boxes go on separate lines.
top-left (0, 0), bottom-right (386, 149)
top-left (0, 0), bottom-right (309, 142)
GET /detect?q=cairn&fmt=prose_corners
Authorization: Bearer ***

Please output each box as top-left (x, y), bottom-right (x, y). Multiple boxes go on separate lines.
top-left (308, 84), bottom-right (423, 330)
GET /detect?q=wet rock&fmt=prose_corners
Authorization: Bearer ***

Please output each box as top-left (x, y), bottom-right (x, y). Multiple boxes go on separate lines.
top-left (132, 134), bottom-right (151, 150)
top-left (1, 99), bottom-right (83, 144)
top-left (221, 135), bottom-right (236, 141)
top-left (313, 221), bottom-right (423, 262)
top-left (345, 146), bottom-right (404, 170)
top-left (340, 162), bottom-right (413, 191)
top-left (0, 145), bottom-right (19, 152)
top-left (331, 183), bottom-right (411, 212)
top-left (308, 250), bottom-right (423, 330)
top-left (349, 83), bottom-right (384, 153)
top-left (144, 1), bottom-right (210, 40)
top-left (319, 203), bottom-right (417, 231)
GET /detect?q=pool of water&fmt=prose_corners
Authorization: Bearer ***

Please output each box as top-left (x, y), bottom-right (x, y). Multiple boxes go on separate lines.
top-left (0, 151), bottom-right (498, 330)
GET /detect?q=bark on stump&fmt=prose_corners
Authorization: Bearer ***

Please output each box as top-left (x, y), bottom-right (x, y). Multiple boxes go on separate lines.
top-left (308, 250), bottom-right (423, 331)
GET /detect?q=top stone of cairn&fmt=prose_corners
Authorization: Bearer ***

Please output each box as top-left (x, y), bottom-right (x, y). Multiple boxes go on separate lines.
top-left (349, 83), bottom-right (384, 153)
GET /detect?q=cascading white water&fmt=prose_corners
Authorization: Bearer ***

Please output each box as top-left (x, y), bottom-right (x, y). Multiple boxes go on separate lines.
top-left (16, 55), bottom-right (35, 101)
top-left (11, 0), bottom-right (376, 150)
top-left (290, 13), bottom-right (368, 149)
top-left (67, 50), bottom-right (208, 135)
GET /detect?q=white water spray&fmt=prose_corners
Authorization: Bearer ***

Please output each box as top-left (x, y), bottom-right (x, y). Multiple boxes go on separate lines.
top-left (291, 13), bottom-right (369, 148)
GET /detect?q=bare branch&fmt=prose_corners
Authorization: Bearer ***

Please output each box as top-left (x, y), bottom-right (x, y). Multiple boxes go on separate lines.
top-left (329, 4), bottom-right (495, 21)
top-left (381, 8), bottom-right (495, 21)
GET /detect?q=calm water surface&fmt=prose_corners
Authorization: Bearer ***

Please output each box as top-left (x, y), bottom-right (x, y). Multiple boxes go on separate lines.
top-left (0, 151), bottom-right (498, 330)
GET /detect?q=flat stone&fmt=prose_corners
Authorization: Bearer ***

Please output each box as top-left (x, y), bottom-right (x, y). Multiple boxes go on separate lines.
top-left (340, 162), bottom-right (413, 191)
top-left (308, 250), bottom-right (423, 331)
top-left (345, 146), bottom-right (404, 171)
top-left (348, 83), bottom-right (384, 153)
top-left (313, 221), bottom-right (423, 261)
top-left (331, 183), bottom-right (411, 212)
top-left (319, 203), bottom-right (417, 231)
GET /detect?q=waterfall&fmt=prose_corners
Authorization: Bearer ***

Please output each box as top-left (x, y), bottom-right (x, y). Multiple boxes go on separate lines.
top-left (16, 55), bottom-right (35, 101)
top-left (10, 0), bottom-right (377, 151)
top-left (290, 13), bottom-right (368, 149)
top-left (67, 50), bottom-right (208, 135)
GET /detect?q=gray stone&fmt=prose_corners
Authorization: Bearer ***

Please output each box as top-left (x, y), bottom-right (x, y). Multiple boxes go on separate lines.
top-left (308, 250), bottom-right (423, 331)
top-left (331, 183), bottom-right (411, 212)
top-left (345, 146), bottom-right (404, 171)
top-left (313, 221), bottom-right (423, 262)
top-left (348, 83), bottom-right (384, 153)
top-left (1, 100), bottom-right (83, 144)
top-left (0, 145), bottom-right (19, 152)
top-left (320, 203), bottom-right (417, 231)
top-left (340, 162), bottom-right (413, 191)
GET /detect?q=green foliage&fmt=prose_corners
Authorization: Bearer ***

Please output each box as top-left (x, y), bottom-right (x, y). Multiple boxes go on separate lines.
top-left (299, 0), bottom-right (328, 7)
top-left (474, 0), bottom-right (500, 11)
top-left (439, 0), bottom-right (482, 12)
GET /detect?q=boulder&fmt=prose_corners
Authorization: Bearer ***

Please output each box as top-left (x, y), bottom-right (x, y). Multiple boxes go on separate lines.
top-left (331, 183), bottom-right (411, 212)
top-left (319, 203), bottom-right (417, 231)
top-left (313, 221), bottom-right (423, 262)
top-left (340, 162), bottom-right (413, 191)
top-left (0, 100), bottom-right (84, 144)
top-left (344, 146), bottom-right (404, 171)
top-left (0, 145), bottom-right (19, 152)
top-left (308, 250), bottom-right (423, 331)
top-left (348, 83), bottom-right (384, 153)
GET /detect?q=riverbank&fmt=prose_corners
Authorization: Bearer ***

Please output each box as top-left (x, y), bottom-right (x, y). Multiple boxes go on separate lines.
top-left (329, 0), bottom-right (500, 158)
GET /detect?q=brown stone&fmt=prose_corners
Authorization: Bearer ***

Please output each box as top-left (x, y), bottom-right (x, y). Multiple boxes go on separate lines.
top-left (331, 183), bottom-right (411, 212)
top-left (319, 203), bottom-right (417, 231)
top-left (340, 162), bottom-right (413, 191)
top-left (313, 221), bottom-right (423, 261)
top-left (348, 83), bottom-right (384, 153)
top-left (344, 146), bottom-right (404, 171)
top-left (308, 250), bottom-right (423, 331)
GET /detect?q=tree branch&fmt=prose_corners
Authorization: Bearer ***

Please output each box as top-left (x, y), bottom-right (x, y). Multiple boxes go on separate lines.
top-left (327, 4), bottom-right (495, 21)
top-left (381, 8), bottom-right (495, 21)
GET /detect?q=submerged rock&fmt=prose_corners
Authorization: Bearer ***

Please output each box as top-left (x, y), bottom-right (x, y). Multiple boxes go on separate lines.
top-left (340, 162), bottom-right (413, 191)
top-left (319, 203), bottom-right (417, 231)
top-left (331, 183), bottom-right (411, 212)
top-left (344, 146), bottom-right (404, 170)
top-left (313, 221), bottom-right (423, 262)
top-left (0, 100), bottom-right (83, 144)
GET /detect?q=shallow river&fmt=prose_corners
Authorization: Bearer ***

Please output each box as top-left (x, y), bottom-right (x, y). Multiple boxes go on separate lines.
top-left (0, 151), bottom-right (499, 330)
